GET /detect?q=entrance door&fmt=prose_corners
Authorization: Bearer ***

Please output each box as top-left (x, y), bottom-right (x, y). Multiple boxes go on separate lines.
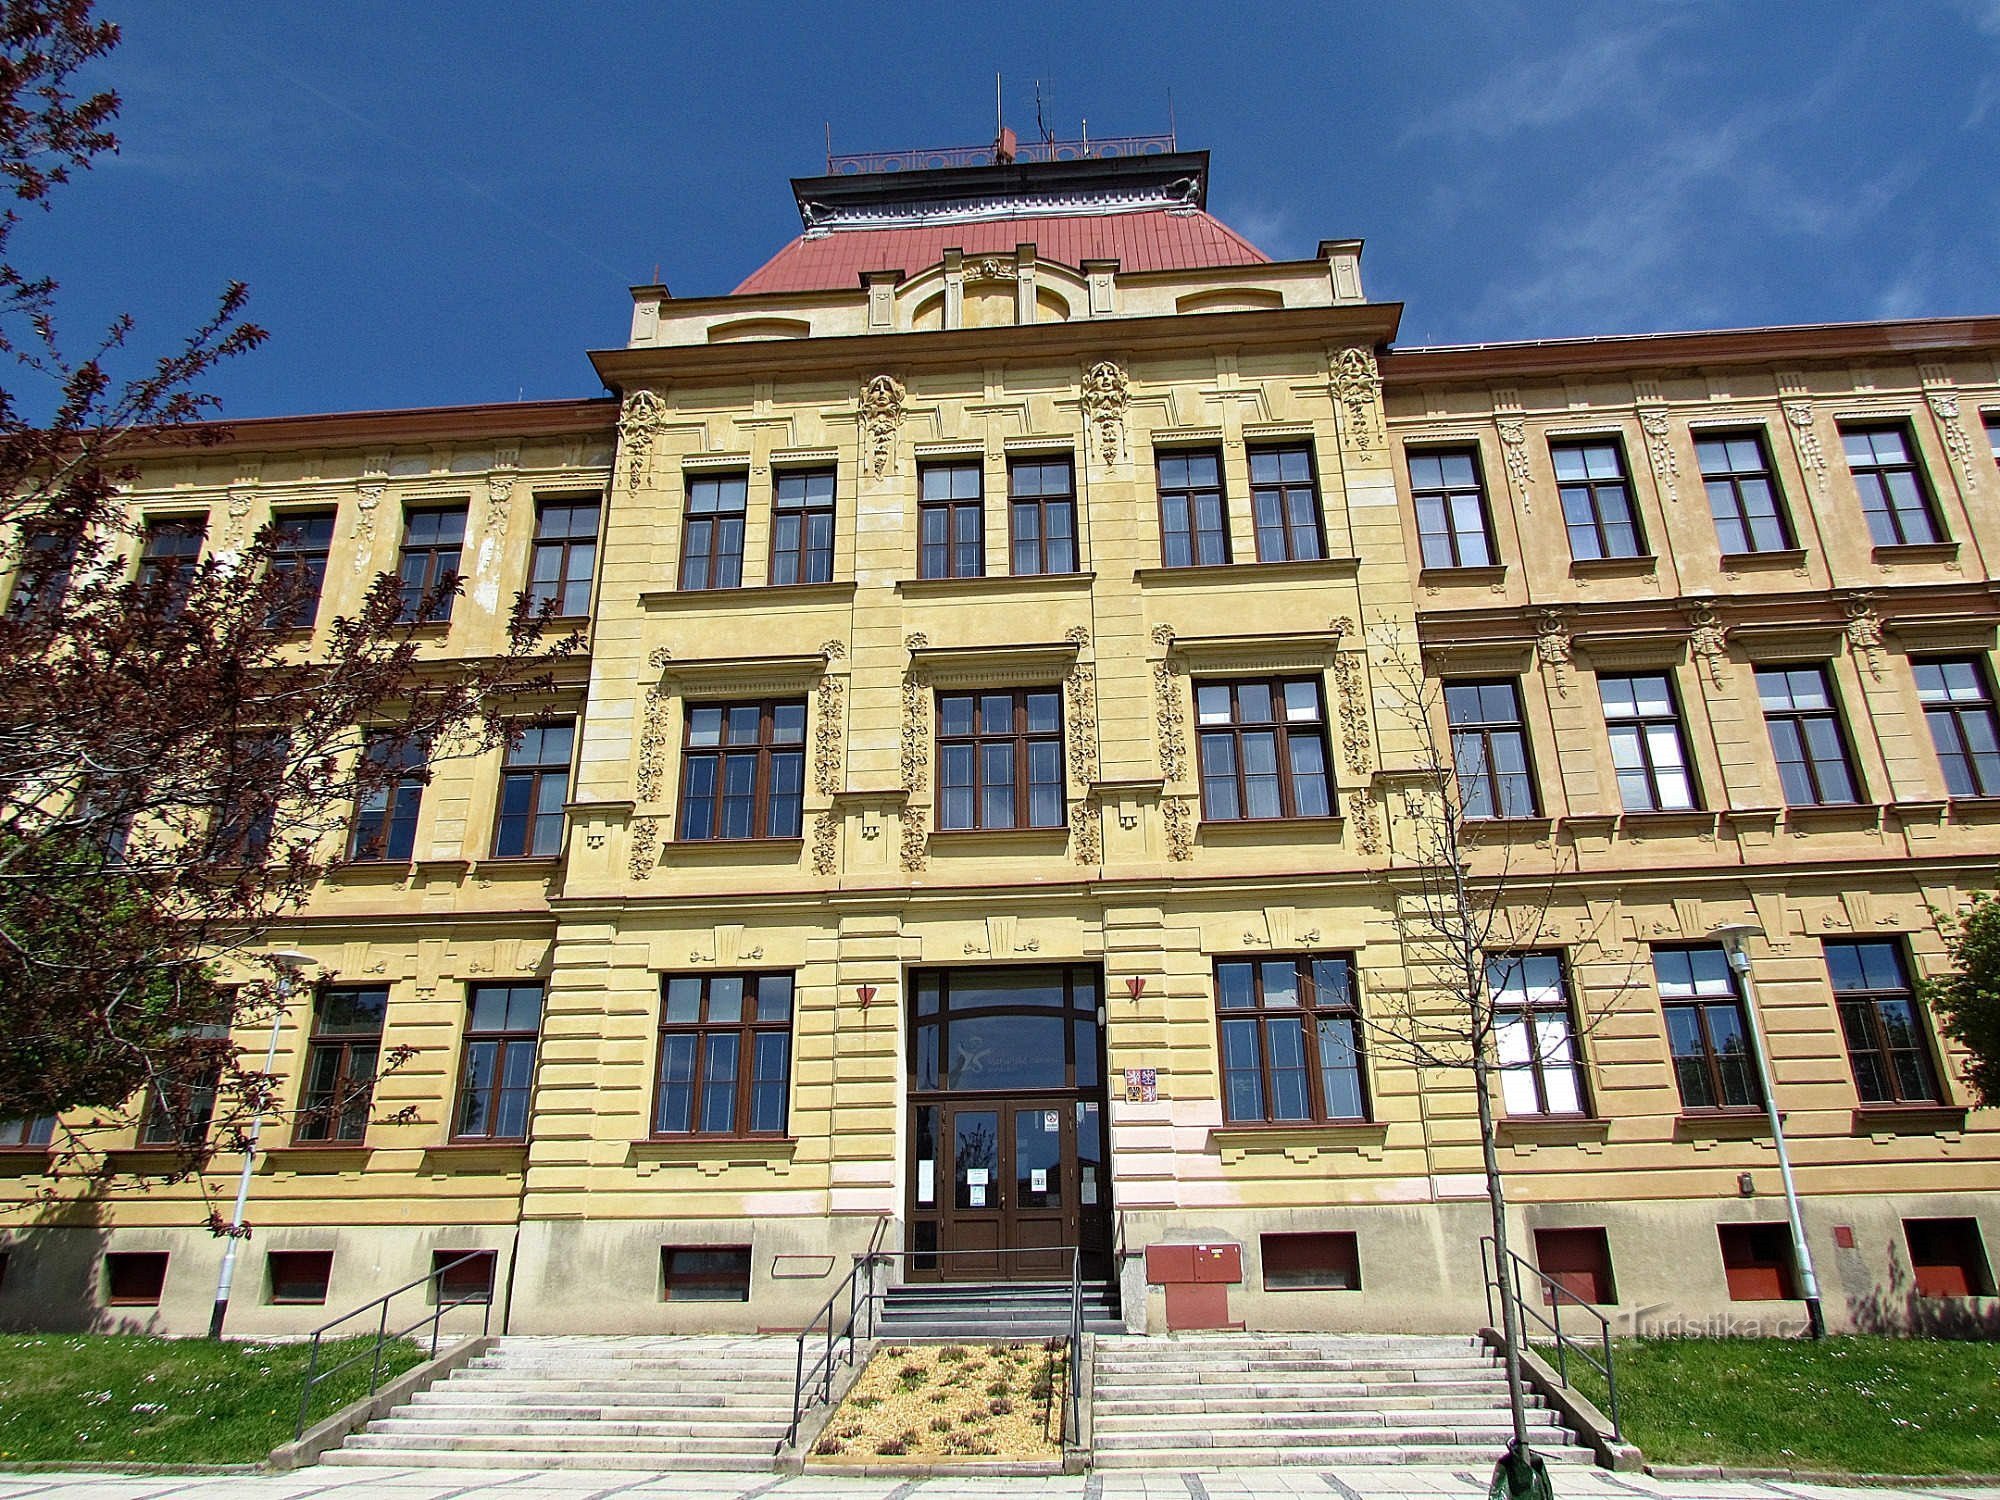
top-left (936, 1099), bottom-right (1076, 1281)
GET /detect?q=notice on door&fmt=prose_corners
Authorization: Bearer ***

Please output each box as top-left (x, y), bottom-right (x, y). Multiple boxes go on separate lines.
top-left (1081, 1167), bottom-right (1098, 1206)
top-left (1030, 1167), bottom-right (1048, 1193)
top-left (1042, 1110), bottom-right (1059, 1132)
top-left (967, 1166), bottom-right (988, 1208)
top-left (917, 1160), bottom-right (935, 1206)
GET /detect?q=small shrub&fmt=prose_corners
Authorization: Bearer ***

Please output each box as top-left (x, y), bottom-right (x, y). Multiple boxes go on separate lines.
top-left (938, 1345), bottom-right (968, 1363)
top-left (874, 1436), bottom-right (907, 1456)
top-left (988, 1396), bottom-right (1014, 1416)
top-left (929, 1414), bottom-right (954, 1433)
top-left (897, 1361), bottom-right (927, 1388)
top-left (812, 1434), bottom-right (845, 1456)
top-left (882, 1345), bottom-right (913, 1357)
top-left (926, 1389), bottom-right (951, 1404)
top-left (986, 1342), bottom-right (1009, 1359)
top-left (985, 1378), bottom-right (1010, 1397)
top-left (850, 1394), bottom-right (881, 1410)
top-left (1029, 1372), bottom-right (1054, 1401)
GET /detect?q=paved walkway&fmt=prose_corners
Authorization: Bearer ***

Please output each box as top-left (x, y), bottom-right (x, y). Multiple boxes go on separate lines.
top-left (1, 1469), bottom-right (1997, 1500)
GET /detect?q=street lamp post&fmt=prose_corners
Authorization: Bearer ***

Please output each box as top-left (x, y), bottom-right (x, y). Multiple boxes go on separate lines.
top-left (1710, 922), bottom-right (1826, 1340)
top-left (207, 950), bottom-right (316, 1340)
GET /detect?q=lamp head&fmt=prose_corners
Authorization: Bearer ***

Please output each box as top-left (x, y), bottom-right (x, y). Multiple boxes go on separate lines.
top-left (1707, 922), bottom-right (1762, 970)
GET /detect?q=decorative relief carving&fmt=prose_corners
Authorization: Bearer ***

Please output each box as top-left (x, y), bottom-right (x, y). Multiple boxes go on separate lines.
top-left (1638, 408), bottom-right (1679, 503)
top-left (353, 483), bottom-right (385, 573)
top-left (1495, 414), bottom-right (1533, 512)
top-left (1082, 360), bottom-right (1130, 466)
top-left (628, 815), bottom-right (660, 880)
top-left (963, 255), bottom-right (1015, 285)
top-left (648, 645), bottom-right (673, 671)
top-left (1151, 625), bottom-right (1187, 784)
top-left (1349, 788), bottom-right (1381, 856)
top-left (1064, 626), bottom-right (1097, 788)
top-left (1328, 616), bottom-right (1371, 778)
top-left (618, 388), bottom-right (669, 491)
top-left (1687, 601), bottom-right (1729, 690)
top-left (1329, 346), bottom-right (1384, 452)
top-left (486, 467), bottom-right (516, 533)
top-left (1163, 796), bottom-right (1195, 862)
top-left (810, 809), bottom-right (839, 875)
top-left (1843, 591), bottom-right (1886, 683)
top-left (635, 686), bottom-right (672, 803)
top-left (1925, 387), bottom-right (1978, 479)
top-left (813, 673), bottom-right (845, 797)
top-left (1070, 802), bottom-right (1102, 865)
top-left (900, 634), bottom-right (929, 795)
top-left (224, 489), bottom-right (255, 547)
top-left (1534, 607), bottom-right (1573, 698)
top-left (860, 374), bottom-right (906, 477)
top-left (899, 806), bottom-right (927, 871)
top-left (1783, 401), bottom-right (1828, 501)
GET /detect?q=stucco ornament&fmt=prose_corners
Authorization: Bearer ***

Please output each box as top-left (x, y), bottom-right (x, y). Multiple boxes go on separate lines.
top-left (1639, 408), bottom-right (1680, 504)
top-left (1162, 796), bottom-right (1195, 862)
top-left (1534, 607), bottom-right (1573, 698)
top-left (486, 468), bottom-right (516, 534)
top-left (813, 641), bottom-right (847, 798)
top-left (860, 374), bottom-right (906, 477)
top-left (963, 256), bottom-right (1014, 285)
top-left (1687, 602), bottom-right (1729, 689)
top-left (1329, 616), bottom-right (1372, 777)
top-left (352, 484), bottom-right (385, 573)
top-left (1329, 346), bottom-right (1383, 451)
top-left (1151, 625), bottom-right (1187, 784)
top-left (1070, 802), bottom-right (1102, 866)
top-left (1783, 401), bottom-right (1828, 501)
top-left (1064, 627), bottom-right (1098, 788)
top-left (618, 388), bottom-right (670, 491)
top-left (899, 806), bottom-right (927, 872)
top-left (1844, 592), bottom-right (1886, 683)
top-left (1082, 360), bottom-right (1130, 466)
top-left (1495, 414), bottom-right (1533, 512)
top-left (810, 810), bottom-right (839, 875)
top-left (1349, 789), bottom-right (1381, 856)
top-left (1926, 387), bottom-right (1978, 479)
top-left (628, 815), bottom-right (660, 880)
top-left (635, 686), bottom-right (672, 804)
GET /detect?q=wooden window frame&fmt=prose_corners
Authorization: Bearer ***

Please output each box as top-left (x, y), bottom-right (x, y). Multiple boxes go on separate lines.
top-left (1486, 951), bottom-right (1591, 1118)
top-left (1260, 1230), bottom-right (1362, 1291)
top-left (267, 508), bottom-right (337, 630)
top-left (527, 497), bottom-right (600, 619)
top-left (678, 471), bottom-right (749, 591)
top-left (137, 515), bottom-right (205, 614)
top-left (651, 972), bottom-right (793, 1139)
top-left (266, 1249), bottom-right (334, 1305)
top-left (211, 731), bottom-right (288, 865)
top-left (1599, 671), bottom-right (1700, 812)
top-left (1824, 939), bottom-right (1943, 1107)
top-left (347, 730), bottom-right (427, 862)
top-left (1904, 1218), bottom-right (1995, 1298)
top-left (1841, 422), bottom-right (1943, 547)
top-left (1407, 445), bottom-right (1495, 569)
top-left (1756, 665), bottom-right (1860, 807)
top-left (1654, 946), bottom-right (1763, 1114)
top-left (917, 461), bottom-right (985, 580)
top-left (432, 1249), bottom-right (497, 1304)
top-left (1194, 676), bottom-right (1334, 823)
top-left (1532, 1227), bottom-right (1616, 1305)
top-left (104, 1251), bottom-right (169, 1306)
top-left (452, 983), bottom-right (543, 1142)
top-left (7, 524), bottom-right (77, 619)
top-left (1443, 679), bottom-right (1540, 819)
top-left (661, 1245), bottom-right (752, 1302)
top-left (1551, 438), bottom-right (1646, 560)
top-left (0, 1114), bottom-right (54, 1149)
top-left (1913, 656), bottom-right (2000, 798)
top-left (1693, 429), bottom-right (1794, 555)
top-left (1247, 443), bottom-right (1326, 562)
top-left (934, 687), bottom-right (1066, 831)
top-left (1156, 448), bottom-right (1231, 567)
top-left (675, 698), bottom-right (806, 842)
top-left (295, 985), bottom-right (387, 1144)
top-left (1213, 954), bottom-right (1370, 1126)
top-left (491, 720), bottom-right (574, 859)
top-left (768, 467), bottom-right (836, 586)
top-left (396, 505), bottom-right (466, 624)
top-left (1007, 456), bottom-right (1079, 576)
top-left (138, 1019), bottom-right (229, 1147)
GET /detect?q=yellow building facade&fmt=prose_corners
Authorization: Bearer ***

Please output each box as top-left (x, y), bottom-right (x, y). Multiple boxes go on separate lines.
top-left (3, 143), bottom-right (1998, 1339)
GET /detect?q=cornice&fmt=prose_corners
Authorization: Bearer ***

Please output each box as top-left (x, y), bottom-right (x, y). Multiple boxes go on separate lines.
top-left (123, 397), bottom-right (618, 458)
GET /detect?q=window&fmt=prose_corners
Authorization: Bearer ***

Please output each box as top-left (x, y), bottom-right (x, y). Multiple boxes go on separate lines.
top-left (212, 731), bottom-right (288, 864)
top-left (138, 1022), bottom-right (229, 1147)
top-left (1008, 457), bottom-right (1077, 575)
top-left (1695, 431), bottom-right (1792, 555)
top-left (267, 509), bottom-right (336, 629)
top-left (528, 498), bottom-right (598, 617)
top-left (662, 1246), bottom-right (751, 1302)
top-left (1248, 444), bottom-right (1324, 562)
top-left (677, 699), bottom-right (805, 840)
top-left (267, 1250), bottom-right (333, 1305)
top-left (679, 472), bottom-right (748, 590)
top-left (492, 720), bottom-right (573, 858)
top-left (1532, 1227), bottom-right (1615, 1305)
top-left (652, 972), bottom-right (793, 1137)
top-left (936, 688), bottom-right (1064, 831)
top-left (1195, 678), bottom-right (1332, 822)
top-left (137, 517), bottom-right (204, 615)
top-left (918, 461), bottom-right (984, 579)
top-left (1600, 672), bottom-right (1698, 812)
top-left (1408, 447), bottom-right (1494, 568)
top-left (769, 468), bottom-right (835, 586)
top-left (1157, 449), bottom-right (1230, 567)
top-left (104, 1251), bottom-right (168, 1306)
top-left (453, 983), bottom-right (542, 1141)
top-left (1654, 947), bottom-right (1761, 1112)
top-left (432, 1250), bottom-right (496, 1304)
top-left (1487, 953), bottom-right (1587, 1117)
top-left (1261, 1231), bottom-right (1361, 1291)
top-left (9, 525), bottom-right (76, 618)
top-left (1214, 955), bottom-right (1368, 1124)
top-left (0, 1115), bottom-right (54, 1148)
top-left (1842, 424), bottom-right (1942, 546)
top-left (1552, 440), bottom-right (1643, 560)
top-left (1718, 1224), bottom-right (1798, 1301)
top-left (1756, 666), bottom-right (1858, 806)
top-left (1987, 410), bottom-right (1999, 468)
top-left (397, 506), bottom-right (465, 623)
top-left (1904, 1218), bottom-right (1994, 1298)
top-left (1913, 657), bottom-right (2000, 798)
top-left (295, 986), bottom-right (387, 1143)
top-left (1825, 941), bottom-right (1941, 1106)
top-left (1445, 680), bottom-right (1538, 819)
top-left (348, 730), bottom-right (426, 861)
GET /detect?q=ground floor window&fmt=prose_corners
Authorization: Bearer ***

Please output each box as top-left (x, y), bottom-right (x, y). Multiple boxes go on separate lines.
top-left (1214, 954), bottom-right (1367, 1124)
top-left (662, 1246), bottom-right (751, 1301)
top-left (1533, 1227), bottom-right (1615, 1305)
top-left (1717, 1223), bottom-right (1797, 1301)
top-left (104, 1251), bottom-right (168, 1306)
top-left (267, 1249), bottom-right (333, 1304)
top-left (1904, 1218), bottom-right (1994, 1298)
top-left (432, 1250), bottom-right (496, 1304)
top-left (1260, 1231), bottom-right (1361, 1290)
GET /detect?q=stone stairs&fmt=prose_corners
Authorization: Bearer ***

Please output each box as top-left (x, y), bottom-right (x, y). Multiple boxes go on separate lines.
top-left (321, 1335), bottom-right (796, 1470)
top-left (1090, 1333), bottom-right (1597, 1468)
top-left (875, 1277), bottom-right (1124, 1338)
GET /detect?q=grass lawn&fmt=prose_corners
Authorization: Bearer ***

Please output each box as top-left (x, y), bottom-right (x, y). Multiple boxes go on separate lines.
top-left (1556, 1336), bottom-right (2000, 1475)
top-left (0, 1333), bottom-right (427, 1466)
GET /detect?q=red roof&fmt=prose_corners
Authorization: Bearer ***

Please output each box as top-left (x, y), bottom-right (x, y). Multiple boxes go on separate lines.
top-left (732, 209), bottom-right (1268, 295)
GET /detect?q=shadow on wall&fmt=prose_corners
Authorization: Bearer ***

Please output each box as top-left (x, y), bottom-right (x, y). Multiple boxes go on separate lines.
top-left (0, 1191), bottom-right (162, 1335)
top-left (1845, 1236), bottom-right (2000, 1339)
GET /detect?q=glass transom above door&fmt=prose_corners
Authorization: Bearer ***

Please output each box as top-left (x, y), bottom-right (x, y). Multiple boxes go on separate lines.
top-left (912, 966), bottom-right (1101, 1092)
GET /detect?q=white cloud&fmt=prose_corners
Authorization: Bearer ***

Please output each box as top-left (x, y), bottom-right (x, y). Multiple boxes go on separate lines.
top-left (1402, 19), bottom-right (1682, 143)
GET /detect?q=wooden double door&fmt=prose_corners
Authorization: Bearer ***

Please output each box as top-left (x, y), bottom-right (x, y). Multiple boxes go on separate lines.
top-left (920, 1093), bottom-right (1110, 1281)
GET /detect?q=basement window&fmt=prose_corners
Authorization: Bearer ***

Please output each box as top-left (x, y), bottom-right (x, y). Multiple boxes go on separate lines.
top-left (267, 1250), bottom-right (334, 1305)
top-left (1904, 1218), bottom-right (1995, 1298)
top-left (1532, 1227), bottom-right (1615, 1305)
top-left (1717, 1224), bottom-right (1797, 1301)
top-left (104, 1251), bottom-right (168, 1306)
top-left (432, 1250), bottom-right (496, 1304)
top-left (1260, 1231), bottom-right (1361, 1291)
top-left (662, 1246), bottom-right (751, 1302)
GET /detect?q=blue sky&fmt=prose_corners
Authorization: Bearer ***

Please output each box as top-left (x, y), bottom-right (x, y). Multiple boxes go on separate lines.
top-left (19, 1), bottom-right (2000, 419)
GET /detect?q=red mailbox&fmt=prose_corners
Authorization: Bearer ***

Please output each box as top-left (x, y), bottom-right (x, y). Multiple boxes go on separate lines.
top-left (1193, 1242), bottom-right (1242, 1283)
top-left (1146, 1241), bottom-right (1245, 1331)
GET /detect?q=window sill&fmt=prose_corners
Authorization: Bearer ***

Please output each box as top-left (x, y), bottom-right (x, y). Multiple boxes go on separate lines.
top-left (1134, 556), bottom-right (1360, 587)
top-left (1197, 814), bottom-right (1342, 848)
top-left (1851, 1104), bottom-right (1968, 1136)
top-left (394, 619), bottom-right (454, 636)
top-left (628, 1136), bottom-right (797, 1176)
top-left (665, 836), bottom-right (804, 862)
top-left (264, 1144), bottom-right (373, 1171)
top-left (1782, 802), bottom-right (1883, 833)
top-left (1616, 809), bottom-right (1719, 839)
top-left (471, 854), bottom-right (564, 874)
top-left (1209, 1121), bottom-right (1387, 1164)
top-left (642, 580), bottom-right (857, 609)
top-left (1567, 554), bottom-right (1657, 578)
top-left (1871, 541), bottom-right (1959, 565)
top-left (896, 571), bottom-right (1095, 597)
top-left (1719, 548), bottom-right (1809, 571)
top-left (333, 859), bottom-right (417, 883)
top-left (0, 1148), bottom-right (53, 1174)
top-left (928, 824), bottom-right (1071, 852)
top-left (1496, 1116), bottom-right (1611, 1146)
top-left (1946, 795), bottom-right (2000, 825)
top-left (1418, 564), bottom-right (1507, 588)
top-left (1673, 1110), bottom-right (1771, 1142)
top-left (1461, 814), bottom-right (1555, 842)
top-left (422, 1141), bottom-right (529, 1172)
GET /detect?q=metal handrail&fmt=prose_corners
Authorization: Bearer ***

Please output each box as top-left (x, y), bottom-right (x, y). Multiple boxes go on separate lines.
top-left (1480, 1235), bottom-right (1621, 1437)
top-left (293, 1249), bottom-right (494, 1439)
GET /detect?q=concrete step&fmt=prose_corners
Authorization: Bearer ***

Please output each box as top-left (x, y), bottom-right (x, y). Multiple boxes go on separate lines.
top-left (1093, 1444), bottom-right (1597, 1469)
top-left (367, 1416), bottom-right (789, 1439)
top-left (342, 1431), bottom-right (778, 1456)
top-left (1093, 1408), bottom-right (1570, 1435)
top-left (1094, 1391), bottom-right (1549, 1415)
top-left (409, 1391), bottom-right (785, 1413)
top-left (323, 1448), bottom-right (777, 1472)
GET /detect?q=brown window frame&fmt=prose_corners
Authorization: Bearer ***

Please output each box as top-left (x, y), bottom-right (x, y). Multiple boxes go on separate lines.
top-left (1007, 456), bottom-right (1078, 576)
top-left (662, 1245), bottom-right (752, 1301)
top-left (1717, 1223), bottom-right (1799, 1301)
top-left (768, 467), bottom-right (836, 586)
top-left (137, 515), bottom-right (205, 615)
top-left (1756, 665), bottom-right (1860, 807)
top-left (104, 1251), bottom-right (169, 1306)
top-left (8, 524), bottom-right (78, 619)
top-left (1214, 954), bottom-right (1369, 1126)
top-left (0, 1114), bottom-right (54, 1149)
top-left (1694, 429), bottom-right (1794, 555)
top-left (1260, 1231), bottom-right (1361, 1291)
top-left (1533, 1227), bottom-right (1615, 1305)
top-left (1247, 443), bottom-right (1326, 562)
top-left (651, 972), bottom-right (793, 1139)
top-left (1551, 438), bottom-right (1645, 560)
top-left (1599, 671), bottom-right (1700, 813)
top-left (677, 470), bottom-right (749, 591)
top-left (917, 461), bottom-right (985, 580)
top-left (396, 504), bottom-right (466, 624)
top-left (138, 1019), bottom-right (230, 1147)
top-left (1194, 676), bottom-right (1334, 823)
top-left (432, 1249), bottom-right (497, 1304)
top-left (1486, 952), bottom-right (1590, 1119)
top-left (1904, 1218), bottom-right (1995, 1298)
top-left (266, 1249), bottom-right (334, 1305)
top-left (1912, 656), bottom-right (2000, 798)
top-left (1841, 422), bottom-right (1943, 547)
top-left (1157, 448), bottom-right (1231, 567)
top-left (527, 496), bottom-right (599, 618)
top-left (675, 698), bottom-right (806, 842)
top-left (1654, 945), bottom-right (1762, 1114)
top-left (491, 720), bottom-right (574, 859)
top-left (1407, 445), bottom-right (1495, 569)
top-left (452, 983), bottom-right (543, 1142)
top-left (934, 687), bottom-right (1065, 832)
top-left (347, 730), bottom-right (427, 862)
top-left (1824, 940), bottom-right (1942, 1107)
top-left (294, 985), bottom-right (387, 1144)
top-left (266, 508), bottom-right (337, 630)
